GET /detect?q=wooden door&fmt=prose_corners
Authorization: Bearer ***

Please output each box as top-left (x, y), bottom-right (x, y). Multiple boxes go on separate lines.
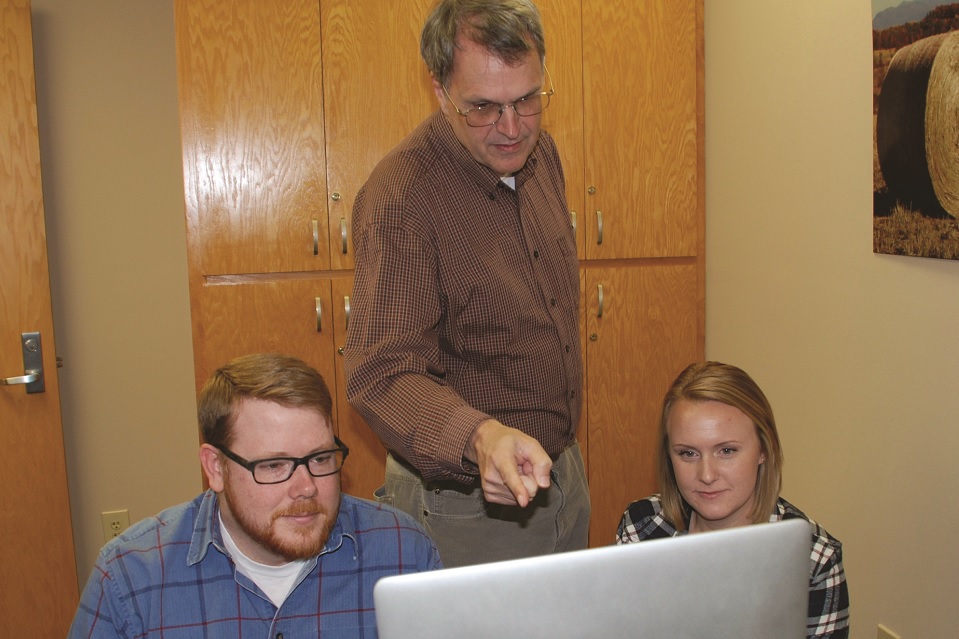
top-left (331, 276), bottom-right (386, 500)
top-left (320, 0), bottom-right (437, 271)
top-left (0, 0), bottom-right (79, 632)
top-left (175, 0), bottom-right (330, 276)
top-left (188, 278), bottom-right (338, 396)
top-left (189, 276), bottom-right (386, 499)
top-left (538, 0), bottom-right (586, 258)
top-left (583, 263), bottom-right (702, 543)
top-left (581, 0), bottom-right (701, 259)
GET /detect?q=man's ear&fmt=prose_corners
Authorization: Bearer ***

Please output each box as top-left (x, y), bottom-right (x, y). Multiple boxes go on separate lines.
top-left (432, 75), bottom-right (449, 113)
top-left (199, 444), bottom-right (225, 492)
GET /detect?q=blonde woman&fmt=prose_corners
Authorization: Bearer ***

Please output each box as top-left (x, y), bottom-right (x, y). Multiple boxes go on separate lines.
top-left (616, 361), bottom-right (849, 639)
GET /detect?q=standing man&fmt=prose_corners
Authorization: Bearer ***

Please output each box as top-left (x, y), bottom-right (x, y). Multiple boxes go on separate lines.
top-left (345, 0), bottom-right (589, 567)
top-left (69, 354), bottom-right (441, 639)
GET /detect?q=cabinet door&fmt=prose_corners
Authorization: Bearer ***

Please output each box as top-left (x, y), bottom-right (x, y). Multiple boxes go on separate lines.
top-left (175, 0), bottom-right (330, 275)
top-left (190, 276), bottom-right (385, 499)
top-left (331, 277), bottom-right (386, 500)
top-left (581, 0), bottom-right (702, 260)
top-left (190, 279), bottom-right (338, 398)
top-left (321, 0), bottom-right (438, 271)
top-left (539, 0), bottom-right (587, 259)
top-left (583, 263), bottom-right (702, 544)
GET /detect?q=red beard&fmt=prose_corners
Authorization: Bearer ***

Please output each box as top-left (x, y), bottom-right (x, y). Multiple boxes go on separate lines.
top-left (222, 491), bottom-right (340, 562)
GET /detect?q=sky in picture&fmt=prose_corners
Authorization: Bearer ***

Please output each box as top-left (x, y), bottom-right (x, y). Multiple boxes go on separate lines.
top-left (873, 0), bottom-right (904, 15)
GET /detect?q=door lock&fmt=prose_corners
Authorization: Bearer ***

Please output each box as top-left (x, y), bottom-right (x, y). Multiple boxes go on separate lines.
top-left (1, 331), bottom-right (45, 394)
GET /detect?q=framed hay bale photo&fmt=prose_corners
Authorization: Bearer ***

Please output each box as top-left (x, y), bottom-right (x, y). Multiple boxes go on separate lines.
top-left (873, 1), bottom-right (959, 260)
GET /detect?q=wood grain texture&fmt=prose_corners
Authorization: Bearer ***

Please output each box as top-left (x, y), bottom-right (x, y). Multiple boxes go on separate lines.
top-left (0, 0), bottom-right (79, 632)
top-left (539, 0), bottom-right (587, 259)
top-left (175, 0), bottom-right (329, 276)
top-left (583, 263), bottom-right (702, 543)
top-left (192, 275), bottom-right (385, 500)
top-left (191, 278), bottom-right (338, 395)
top-left (175, 0), bottom-right (705, 548)
top-left (331, 277), bottom-right (386, 500)
top-left (582, 0), bottom-right (700, 259)
top-left (320, 0), bottom-right (437, 270)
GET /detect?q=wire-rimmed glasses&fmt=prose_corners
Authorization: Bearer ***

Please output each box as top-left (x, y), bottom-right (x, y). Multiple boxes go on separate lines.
top-left (442, 65), bottom-right (555, 127)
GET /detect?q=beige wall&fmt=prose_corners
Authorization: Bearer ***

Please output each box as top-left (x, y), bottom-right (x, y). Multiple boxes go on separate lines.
top-left (706, 2), bottom-right (959, 639)
top-left (28, 0), bottom-right (957, 637)
top-left (31, 0), bottom-right (200, 583)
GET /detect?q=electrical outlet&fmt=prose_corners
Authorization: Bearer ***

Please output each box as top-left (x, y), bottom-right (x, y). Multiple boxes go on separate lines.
top-left (101, 509), bottom-right (130, 543)
top-left (877, 624), bottom-right (902, 639)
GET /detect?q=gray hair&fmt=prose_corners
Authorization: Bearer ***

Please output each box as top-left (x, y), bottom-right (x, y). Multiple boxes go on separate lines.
top-left (421, 0), bottom-right (546, 86)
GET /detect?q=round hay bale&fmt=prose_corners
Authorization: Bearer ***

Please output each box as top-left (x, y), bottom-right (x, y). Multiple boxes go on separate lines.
top-left (926, 32), bottom-right (959, 217)
top-left (876, 32), bottom-right (959, 218)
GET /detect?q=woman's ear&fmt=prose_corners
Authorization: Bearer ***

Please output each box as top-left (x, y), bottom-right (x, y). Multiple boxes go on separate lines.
top-left (199, 444), bottom-right (225, 492)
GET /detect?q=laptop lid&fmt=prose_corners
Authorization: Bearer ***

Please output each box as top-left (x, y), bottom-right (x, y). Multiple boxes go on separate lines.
top-left (374, 518), bottom-right (810, 639)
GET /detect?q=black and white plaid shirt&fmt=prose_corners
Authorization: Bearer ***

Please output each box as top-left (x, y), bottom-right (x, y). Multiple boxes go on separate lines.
top-left (617, 494), bottom-right (850, 639)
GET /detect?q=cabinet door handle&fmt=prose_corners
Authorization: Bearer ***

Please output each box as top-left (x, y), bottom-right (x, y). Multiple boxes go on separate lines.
top-left (343, 295), bottom-right (351, 331)
top-left (312, 219), bottom-right (319, 256)
top-left (597, 284), bottom-right (604, 319)
top-left (570, 211), bottom-right (577, 234)
top-left (596, 210), bottom-right (603, 245)
top-left (340, 218), bottom-right (348, 255)
top-left (315, 297), bottom-right (323, 333)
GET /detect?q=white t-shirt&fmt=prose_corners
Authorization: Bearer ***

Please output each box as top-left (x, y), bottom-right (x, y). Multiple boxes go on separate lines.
top-left (219, 513), bottom-right (310, 607)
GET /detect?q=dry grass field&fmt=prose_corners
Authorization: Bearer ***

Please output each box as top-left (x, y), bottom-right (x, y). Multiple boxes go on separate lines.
top-left (874, 202), bottom-right (959, 259)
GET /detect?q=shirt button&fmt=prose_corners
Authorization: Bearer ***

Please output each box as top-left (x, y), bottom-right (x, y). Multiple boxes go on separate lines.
top-left (550, 298), bottom-right (556, 306)
top-left (565, 344), bottom-right (570, 352)
top-left (569, 390), bottom-right (576, 399)
top-left (533, 250), bottom-right (539, 258)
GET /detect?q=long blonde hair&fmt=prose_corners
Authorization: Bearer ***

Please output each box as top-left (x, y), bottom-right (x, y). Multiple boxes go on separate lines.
top-left (658, 361), bottom-right (784, 531)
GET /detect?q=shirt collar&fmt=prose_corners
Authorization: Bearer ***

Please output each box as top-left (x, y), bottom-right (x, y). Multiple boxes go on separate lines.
top-left (187, 490), bottom-right (358, 566)
top-left (430, 110), bottom-right (540, 196)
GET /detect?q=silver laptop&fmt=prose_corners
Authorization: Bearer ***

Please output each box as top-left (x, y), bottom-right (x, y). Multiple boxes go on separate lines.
top-left (374, 518), bottom-right (810, 639)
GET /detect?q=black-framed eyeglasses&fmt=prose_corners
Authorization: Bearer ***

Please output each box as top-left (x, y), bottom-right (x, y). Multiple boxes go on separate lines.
top-left (442, 65), bottom-right (555, 128)
top-left (215, 436), bottom-right (350, 485)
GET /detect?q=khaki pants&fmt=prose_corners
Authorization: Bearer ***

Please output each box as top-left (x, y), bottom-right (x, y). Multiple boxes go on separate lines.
top-left (375, 443), bottom-right (590, 568)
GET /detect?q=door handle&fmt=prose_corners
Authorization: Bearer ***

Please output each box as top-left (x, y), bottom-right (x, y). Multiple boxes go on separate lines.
top-left (1, 332), bottom-right (45, 393)
top-left (2, 371), bottom-right (40, 385)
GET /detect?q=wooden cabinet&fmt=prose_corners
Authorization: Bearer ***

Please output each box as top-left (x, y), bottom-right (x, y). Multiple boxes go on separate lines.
top-left (543, 0), bottom-right (706, 541)
top-left (583, 262), bottom-right (703, 542)
top-left (320, 0), bottom-right (437, 270)
top-left (577, 0), bottom-right (705, 542)
top-left (185, 274), bottom-right (384, 499)
top-left (580, 0), bottom-right (702, 260)
top-left (175, 0), bottom-right (330, 275)
top-left (175, 0), bottom-right (703, 542)
top-left (174, 0), bottom-right (434, 499)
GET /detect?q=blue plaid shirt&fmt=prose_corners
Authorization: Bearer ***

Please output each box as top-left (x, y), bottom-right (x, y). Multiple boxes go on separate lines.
top-left (69, 490), bottom-right (442, 638)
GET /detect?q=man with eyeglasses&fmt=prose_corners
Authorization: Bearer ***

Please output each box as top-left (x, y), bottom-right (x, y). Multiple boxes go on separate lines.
top-left (346, 0), bottom-right (589, 568)
top-left (69, 353), bottom-right (441, 639)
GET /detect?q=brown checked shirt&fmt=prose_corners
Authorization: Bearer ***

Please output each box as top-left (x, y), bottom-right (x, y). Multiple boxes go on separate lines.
top-left (345, 111), bottom-right (581, 484)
